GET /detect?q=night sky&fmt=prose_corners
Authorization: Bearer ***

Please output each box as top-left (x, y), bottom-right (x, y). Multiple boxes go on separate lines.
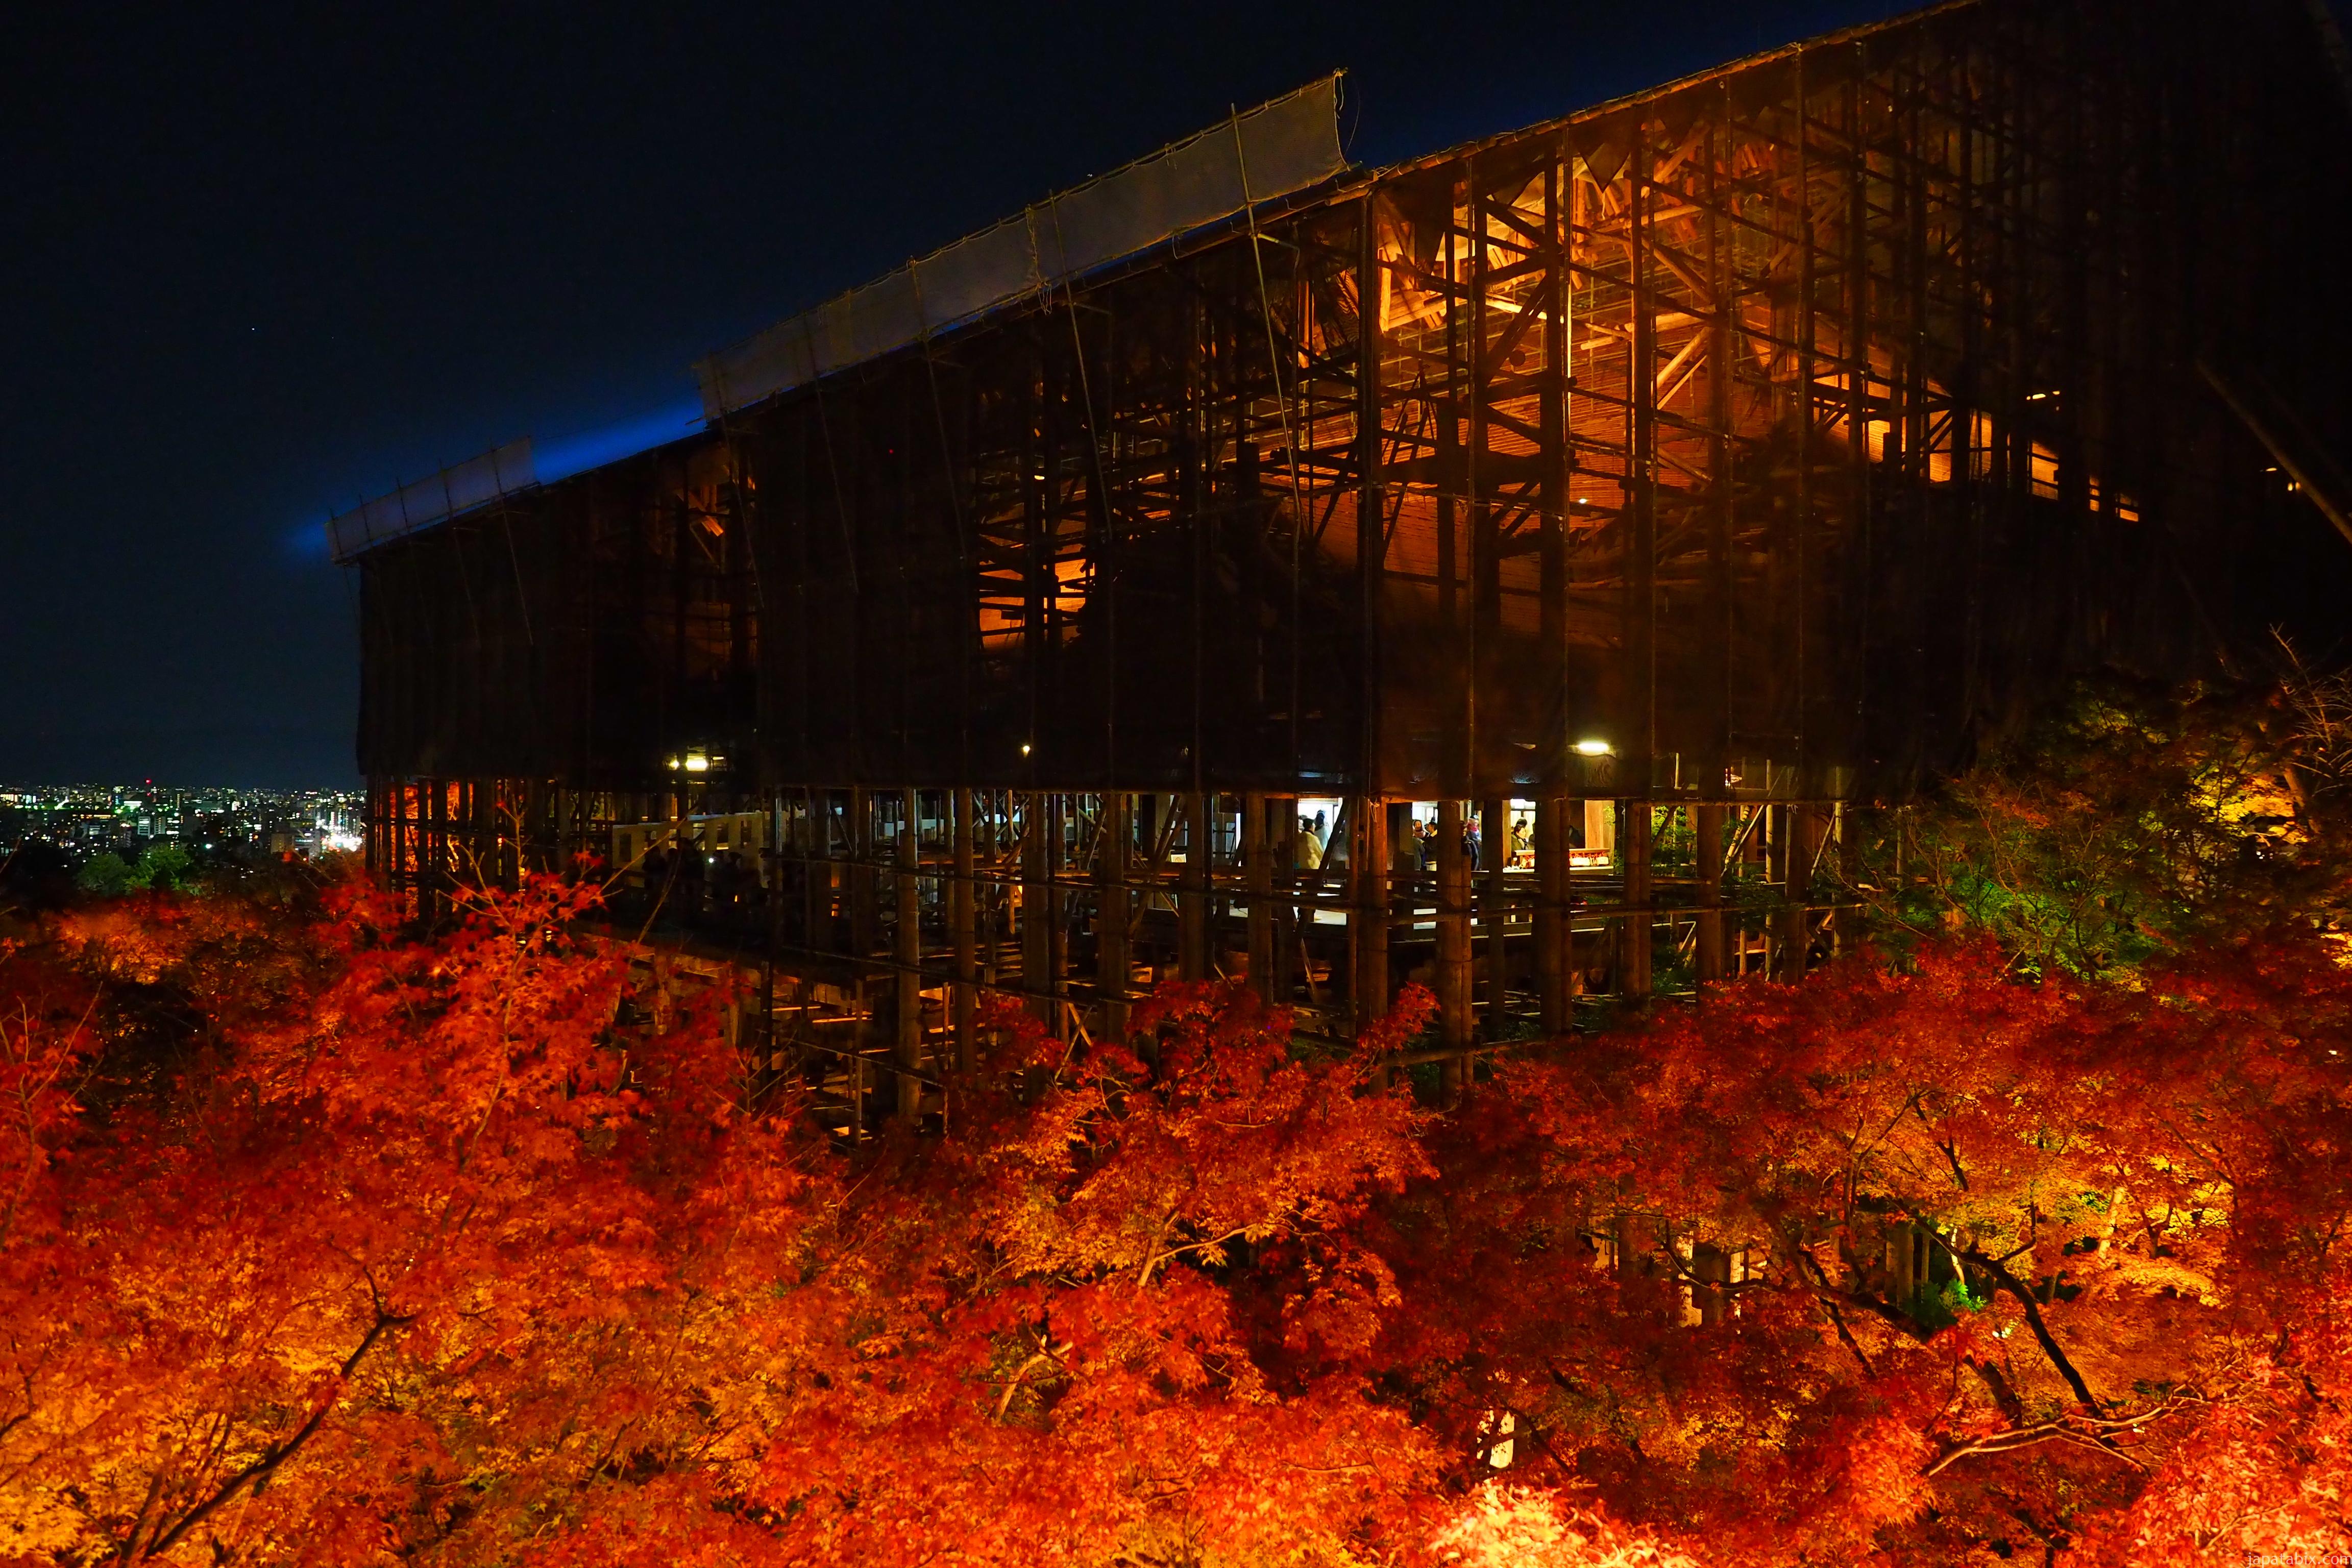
top-left (10, 0), bottom-right (1963, 788)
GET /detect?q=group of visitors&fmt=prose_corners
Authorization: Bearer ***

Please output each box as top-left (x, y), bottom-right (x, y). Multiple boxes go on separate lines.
top-left (1396, 817), bottom-right (1481, 873)
top-left (638, 839), bottom-right (763, 924)
top-left (1394, 812), bottom-right (1532, 874)
top-left (1294, 810), bottom-right (1329, 871)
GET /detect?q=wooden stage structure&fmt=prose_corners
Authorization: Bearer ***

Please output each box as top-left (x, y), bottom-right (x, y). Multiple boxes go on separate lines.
top-left (344, 0), bottom-right (2352, 1120)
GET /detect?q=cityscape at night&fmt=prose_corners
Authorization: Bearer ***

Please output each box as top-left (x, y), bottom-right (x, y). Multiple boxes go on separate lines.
top-left (0, 783), bottom-right (363, 868)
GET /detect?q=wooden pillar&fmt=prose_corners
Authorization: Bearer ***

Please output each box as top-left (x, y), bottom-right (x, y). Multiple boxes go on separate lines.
top-left (1732, 805), bottom-right (1756, 974)
top-left (1782, 805), bottom-right (1826, 981)
top-left (849, 787), bottom-right (877, 962)
top-left (425, 779), bottom-right (445, 914)
top-left (1357, 188), bottom-right (1389, 1035)
top-left (1621, 800), bottom-right (1652, 1002)
top-left (849, 788), bottom-right (879, 1076)
top-left (1535, 795), bottom-right (1569, 1035)
top-left (1137, 793), bottom-right (1160, 979)
top-left (762, 792), bottom-right (783, 1091)
top-left (1886, 1220), bottom-right (1924, 1314)
top-left (1694, 803), bottom-right (1726, 985)
top-left (1048, 796), bottom-right (1069, 1034)
top-left (1834, 803), bottom-right (1859, 956)
top-left (1614, 1211), bottom-right (1671, 1320)
top-left (1352, 794), bottom-right (1389, 1036)
top-left (1692, 1242), bottom-right (1732, 1328)
top-left (1479, 796), bottom-right (1509, 1031)
top-left (1178, 791), bottom-right (1210, 981)
top-left (951, 787), bottom-right (976, 1075)
top-left (1098, 792), bottom-right (1131, 1042)
top-left (1021, 791), bottom-right (1053, 1028)
top-left (894, 789), bottom-right (922, 1119)
top-left (1436, 799), bottom-right (1471, 1102)
top-left (1270, 795), bottom-right (1298, 1006)
top-left (1244, 792), bottom-right (1274, 1002)
top-left (798, 790), bottom-right (819, 955)
top-left (984, 793), bottom-right (1007, 989)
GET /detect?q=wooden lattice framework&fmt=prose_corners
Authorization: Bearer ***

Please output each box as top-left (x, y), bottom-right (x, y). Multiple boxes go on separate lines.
top-left (354, 0), bottom-right (2352, 1122)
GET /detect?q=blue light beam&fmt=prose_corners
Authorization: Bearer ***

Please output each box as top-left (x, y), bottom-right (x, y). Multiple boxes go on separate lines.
top-left (535, 398), bottom-right (709, 483)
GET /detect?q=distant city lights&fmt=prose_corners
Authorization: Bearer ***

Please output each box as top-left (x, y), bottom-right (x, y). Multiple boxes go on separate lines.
top-left (0, 782), bottom-right (367, 870)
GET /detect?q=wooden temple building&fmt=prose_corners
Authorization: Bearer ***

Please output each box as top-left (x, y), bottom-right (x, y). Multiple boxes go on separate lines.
top-left (336, 0), bottom-right (2352, 1119)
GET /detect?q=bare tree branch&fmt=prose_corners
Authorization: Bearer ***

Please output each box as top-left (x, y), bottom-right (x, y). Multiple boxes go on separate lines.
top-left (133, 1307), bottom-right (412, 1563)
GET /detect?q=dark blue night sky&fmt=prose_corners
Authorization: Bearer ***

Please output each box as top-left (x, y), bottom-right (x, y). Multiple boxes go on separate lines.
top-left (5, 0), bottom-right (2121, 786)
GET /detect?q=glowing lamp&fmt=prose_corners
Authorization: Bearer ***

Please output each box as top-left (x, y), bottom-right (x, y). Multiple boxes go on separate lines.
top-left (1574, 739), bottom-right (1613, 757)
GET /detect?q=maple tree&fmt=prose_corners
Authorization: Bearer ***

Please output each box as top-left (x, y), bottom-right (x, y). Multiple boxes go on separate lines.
top-left (3, 682), bottom-right (2349, 1565)
top-left (1417, 938), bottom-right (2352, 1562)
top-left (0, 876), bottom-right (1455, 1565)
top-left (1845, 666), bottom-right (2352, 979)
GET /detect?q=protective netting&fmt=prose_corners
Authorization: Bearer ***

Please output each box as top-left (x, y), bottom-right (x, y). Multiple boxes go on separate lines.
top-left (694, 74), bottom-right (1347, 418)
top-left (327, 438), bottom-right (536, 564)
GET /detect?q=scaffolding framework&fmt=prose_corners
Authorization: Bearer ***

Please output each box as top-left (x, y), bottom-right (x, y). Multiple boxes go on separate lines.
top-left (354, 0), bottom-right (2352, 1121)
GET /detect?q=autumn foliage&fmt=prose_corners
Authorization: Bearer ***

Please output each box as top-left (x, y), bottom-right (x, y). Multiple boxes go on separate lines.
top-left (6, 697), bottom-right (2352, 1563)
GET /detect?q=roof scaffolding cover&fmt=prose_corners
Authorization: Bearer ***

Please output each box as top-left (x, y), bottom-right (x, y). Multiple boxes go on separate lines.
top-left (325, 438), bottom-right (535, 565)
top-left (693, 74), bottom-right (1349, 417)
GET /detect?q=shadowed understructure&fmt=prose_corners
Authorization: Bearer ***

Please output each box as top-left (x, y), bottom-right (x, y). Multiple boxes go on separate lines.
top-left (339, 0), bottom-right (2352, 1126)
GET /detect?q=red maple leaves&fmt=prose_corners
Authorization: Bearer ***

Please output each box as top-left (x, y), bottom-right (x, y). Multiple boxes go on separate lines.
top-left (3, 872), bottom-right (2348, 1563)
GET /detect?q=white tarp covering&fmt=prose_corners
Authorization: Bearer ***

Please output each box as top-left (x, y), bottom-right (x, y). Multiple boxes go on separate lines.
top-left (325, 437), bottom-right (535, 564)
top-left (695, 74), bottom-right (1348, 416)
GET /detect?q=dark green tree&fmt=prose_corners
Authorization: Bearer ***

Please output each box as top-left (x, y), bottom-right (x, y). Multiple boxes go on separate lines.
top-left (75, 851), bottom-right (132, 895)
top-left (1846, 663), bottom-right (2352, 980)
top-left (130, 843), bottom-right (194, 892)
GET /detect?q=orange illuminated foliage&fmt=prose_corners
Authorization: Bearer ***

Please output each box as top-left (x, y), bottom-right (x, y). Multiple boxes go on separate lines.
top-left (2, 870), bottom-right (2347, 1564)
top-left (1406, 938), bottom-right (2352, 1562)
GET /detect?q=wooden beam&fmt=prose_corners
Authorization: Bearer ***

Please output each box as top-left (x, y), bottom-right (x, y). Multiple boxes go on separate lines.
top-left (1245, 793), bottom-right (1274, 1004)
top-left (1352, 793), bottom-right (1389, 1037)
top-left (1437, 799), bottom-right (1471, 1104)
top-left (1480, 796), bottom-right (1510, 1030)
top-left (1694, 803), bottom-right (1726, 985)
top-left (1180, 791), bottom-right (1210, 982)
top-left (1099, 791), bottom-right (1131, 1043)
top-left (1535, 795), bottom-right (1569, 1034)
top-left (1621, 800), bottom-right (1653, 1003)
top-left (894, 788), bottom-right (921, 1119)
top-left (1021, 791), bottom-right (1054, 1029)
top-left (951, 787), bottom-right (976, 1075)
